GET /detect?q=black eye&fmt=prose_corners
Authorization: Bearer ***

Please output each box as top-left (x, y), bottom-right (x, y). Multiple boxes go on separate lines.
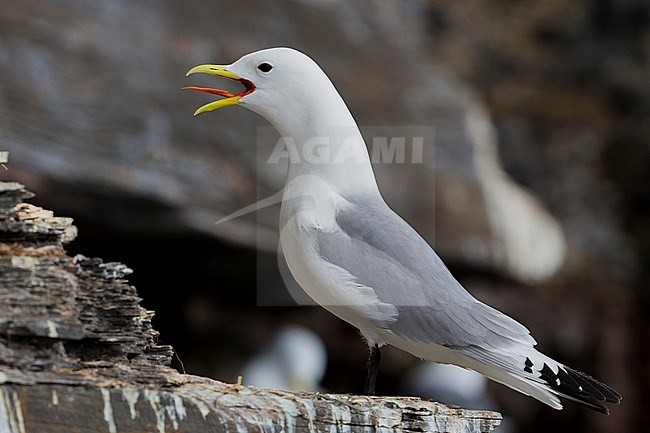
top-left (257, 62), bottom-right (273, 73)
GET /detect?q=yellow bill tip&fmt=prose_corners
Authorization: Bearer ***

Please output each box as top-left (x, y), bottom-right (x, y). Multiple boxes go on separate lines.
top-left (193, 96), bottom-right (242, 116)
top-left (186, 64), bottom-right (239, 79)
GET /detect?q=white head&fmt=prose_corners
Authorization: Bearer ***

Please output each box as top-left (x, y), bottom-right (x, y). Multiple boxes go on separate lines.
top-left (185, 47), bottom-right (379, 194)
top-left (184, 47), bottom-right (349, 133)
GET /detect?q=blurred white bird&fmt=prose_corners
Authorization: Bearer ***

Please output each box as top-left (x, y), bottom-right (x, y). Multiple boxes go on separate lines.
top-left (402, 363), bottom-right (495, 410)
top-left (242, 325), bottom-right (327, 392)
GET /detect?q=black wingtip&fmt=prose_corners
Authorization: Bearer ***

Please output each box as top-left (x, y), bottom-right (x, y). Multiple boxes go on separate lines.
top-left (538, 363), bottom-right (621, 415)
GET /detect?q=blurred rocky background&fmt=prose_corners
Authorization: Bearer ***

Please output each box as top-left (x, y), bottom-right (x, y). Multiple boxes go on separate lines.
top-left (0, 1), bottom-right (647, 432)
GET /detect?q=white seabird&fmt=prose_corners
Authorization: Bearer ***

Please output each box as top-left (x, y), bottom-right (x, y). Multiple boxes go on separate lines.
top-left (184, 47), bottom-right (621, 414)
top-left (242, 325), bottom-right (327, 392)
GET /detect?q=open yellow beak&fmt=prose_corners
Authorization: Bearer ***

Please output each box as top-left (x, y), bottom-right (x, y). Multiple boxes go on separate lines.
top-left (183, 65), bottom-right (256, 116)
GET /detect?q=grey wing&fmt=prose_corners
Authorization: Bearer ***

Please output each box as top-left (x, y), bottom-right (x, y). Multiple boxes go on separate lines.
top-left (316, 197), bottom-right (535, 350)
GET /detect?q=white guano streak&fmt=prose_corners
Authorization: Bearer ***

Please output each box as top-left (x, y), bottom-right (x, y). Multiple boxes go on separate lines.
top-left (101, 388), bottom-right (117, 433)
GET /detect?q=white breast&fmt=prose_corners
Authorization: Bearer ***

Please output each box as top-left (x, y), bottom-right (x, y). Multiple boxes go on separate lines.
top-left (279, 176), bottom-right (398, 344)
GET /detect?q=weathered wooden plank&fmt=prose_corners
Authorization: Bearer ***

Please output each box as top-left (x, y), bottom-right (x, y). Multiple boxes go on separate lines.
top-left (0, 181), bottom-right (501, 433)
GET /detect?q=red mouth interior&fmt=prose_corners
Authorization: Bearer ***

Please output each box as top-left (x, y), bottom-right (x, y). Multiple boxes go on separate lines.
top-left (182, 78), bottom-right (255, 98)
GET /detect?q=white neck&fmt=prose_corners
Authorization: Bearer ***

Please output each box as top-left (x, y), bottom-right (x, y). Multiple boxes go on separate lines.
top-left (259, 80), bottom-right (380, 197)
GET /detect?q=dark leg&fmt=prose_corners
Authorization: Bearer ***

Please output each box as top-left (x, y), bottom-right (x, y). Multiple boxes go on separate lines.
top-left (363, 345), bottom-right (382, 395)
